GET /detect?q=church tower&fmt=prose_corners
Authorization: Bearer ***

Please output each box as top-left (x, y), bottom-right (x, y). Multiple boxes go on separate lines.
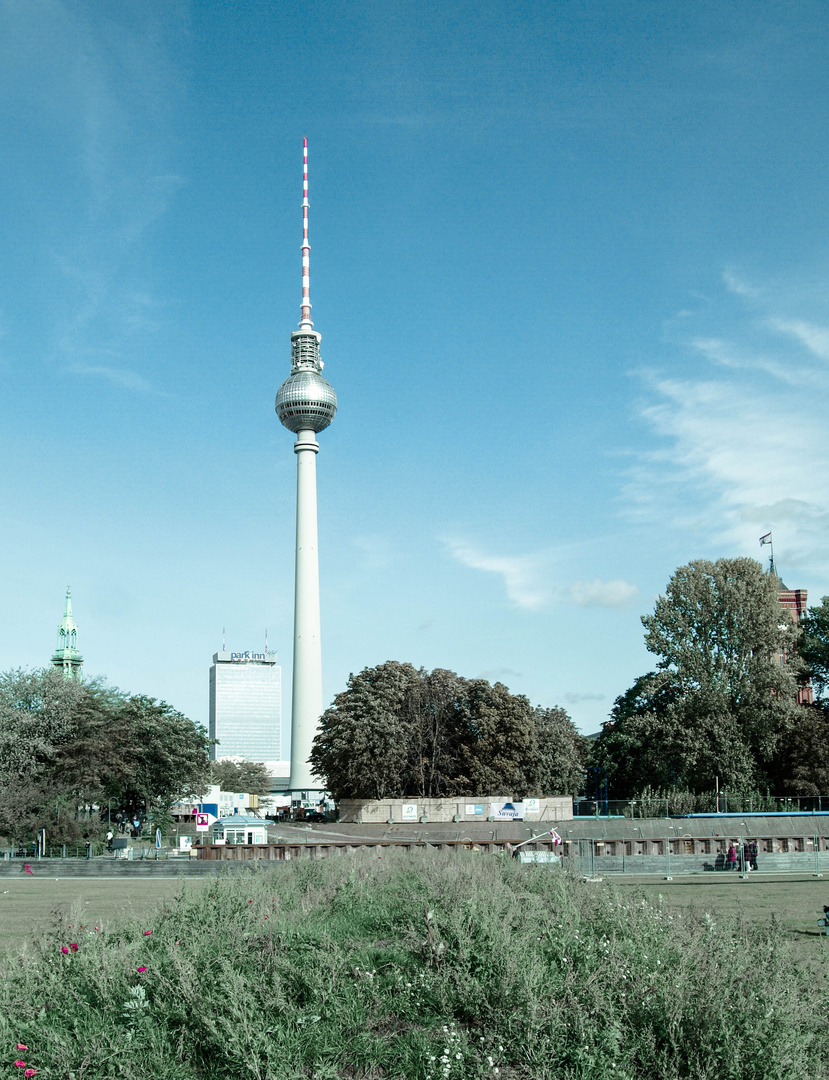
top-left (51, 587), bottom-right (83, 680)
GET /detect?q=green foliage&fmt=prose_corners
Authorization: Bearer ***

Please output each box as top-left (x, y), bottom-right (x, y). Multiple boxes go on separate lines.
top-left (311, 662), bottom-right (584, 800)
top-left (595, 559), bottom-right (805, 796)
top-left (629, 786), bottom-right (781, 817)
top-left (801, 596), bottom-right (829, 699)
top-left (210, 759), bottom-right (272, 796)
top-left (0, 851), bottom-right (826, 1079)
top-left (768, 701), bottom-right (829, 796)
top-left (0, 668), bottom-right (210, 843)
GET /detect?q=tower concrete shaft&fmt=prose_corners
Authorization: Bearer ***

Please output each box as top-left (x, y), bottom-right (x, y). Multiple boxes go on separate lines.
top-left (290, 430), bottom-right (323, 791)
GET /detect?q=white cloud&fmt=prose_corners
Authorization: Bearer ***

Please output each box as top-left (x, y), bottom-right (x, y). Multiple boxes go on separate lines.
top-left (442, 539), bottom-right (638, 611)
top-left (722, 269), bottom-right (761, 298)
top-left (768, 317), bottom-right (829, 361)
top-left (443, 540), bottom-right (552, 610)
top-left (568, 579), bottom-right (639, 607)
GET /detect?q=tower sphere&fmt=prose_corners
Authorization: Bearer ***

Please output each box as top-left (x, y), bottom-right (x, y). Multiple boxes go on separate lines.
top-left (275, 368), bottom-right (338, 433)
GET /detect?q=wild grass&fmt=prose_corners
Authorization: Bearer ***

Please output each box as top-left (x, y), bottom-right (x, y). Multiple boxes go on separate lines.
top-left (0, 849), bottom-right (826, 1079)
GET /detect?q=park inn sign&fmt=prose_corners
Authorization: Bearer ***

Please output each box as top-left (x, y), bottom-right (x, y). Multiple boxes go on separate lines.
top-left (230, 651), bottom-right (267, 663)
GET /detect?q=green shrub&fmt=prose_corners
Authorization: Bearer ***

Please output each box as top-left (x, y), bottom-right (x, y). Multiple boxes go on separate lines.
top-left (0, 851), bottom-right (825, 1078)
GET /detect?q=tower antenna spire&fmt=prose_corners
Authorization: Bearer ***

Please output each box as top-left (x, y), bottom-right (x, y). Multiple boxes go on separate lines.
top-left (300, 137), bottom-right (312, 330)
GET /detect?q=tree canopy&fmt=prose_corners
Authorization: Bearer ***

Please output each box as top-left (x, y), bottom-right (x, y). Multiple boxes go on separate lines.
top-left (310, 662), bottom-right (585, 800)
top-left (593, 558), bottom-right (803, 796)
top-left (801, 596), bottom-right (829, 700)
top-left (210, 759), bottom-right (272, 796)
top-left (0, 668), bottom-right (210, 842)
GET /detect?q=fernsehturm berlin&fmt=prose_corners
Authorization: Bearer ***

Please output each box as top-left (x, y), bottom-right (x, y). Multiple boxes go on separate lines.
top-left (275, 140), bottom-right (338, 796)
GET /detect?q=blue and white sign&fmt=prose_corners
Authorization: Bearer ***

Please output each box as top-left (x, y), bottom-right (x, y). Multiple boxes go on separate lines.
top-left (401, 804), bottom-right (418, 821)
top-left (490, 801), bottom-right (525, 820)
top-left (465, 804), bottom-right (484, 816)
top-left (524, 798), bottom-right (540, 815)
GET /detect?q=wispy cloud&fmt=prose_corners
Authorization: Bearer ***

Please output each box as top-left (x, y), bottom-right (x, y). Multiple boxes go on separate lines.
top-left (443, 540), bottom-right (552, 609)
top-left (562, 691), bottom-right (606, 705)
top-left (568, 579), bottom-right (638, 607)
top-left (0, 2), bottom-right (186, 381)
top-left (722, 268), bottom-right (761, 299)
top-left (442, 539), bottom-right (638, 611)
top-left (628, 275), bottom-right (829, 578)
top-left (768, 317), bottom-right (829, 361)
top-left (351, 534), bottom-right (395, 571)
top-left (69, 364), bottom-right (156, 393)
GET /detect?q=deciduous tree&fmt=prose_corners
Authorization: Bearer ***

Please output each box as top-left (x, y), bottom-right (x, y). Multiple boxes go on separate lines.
top-left (595, 558), bottom-right (802, 795)
top-left (210, 759), bottom-right (272, 796)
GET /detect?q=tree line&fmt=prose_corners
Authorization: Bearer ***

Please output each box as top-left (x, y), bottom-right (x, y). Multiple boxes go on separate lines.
top-left (0, 668), bottom-right (210, 843)
top-left (308, 557), bottom-right (829, 805)
top-left (591, 558), bottom-right (829, 800)
top-left (310, 661), bottom-right (585, 800)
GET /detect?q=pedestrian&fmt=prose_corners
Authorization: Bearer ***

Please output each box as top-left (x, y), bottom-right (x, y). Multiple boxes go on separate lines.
top-left (749, 839), bottom-right (758, 872)
top-left (106, 830), bottom-right (113, 852)
top-left (743, 841), bottom-right (751, 872)
top-left (727, 843), bottom-right (737, 870)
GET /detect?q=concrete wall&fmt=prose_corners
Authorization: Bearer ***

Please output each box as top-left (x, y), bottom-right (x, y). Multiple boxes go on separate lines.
top-left (338, 796), bottom-right (573, 825)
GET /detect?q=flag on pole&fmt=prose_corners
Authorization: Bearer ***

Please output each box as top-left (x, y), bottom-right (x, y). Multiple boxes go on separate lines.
top-left (759, 532), bottom-right (772, 546)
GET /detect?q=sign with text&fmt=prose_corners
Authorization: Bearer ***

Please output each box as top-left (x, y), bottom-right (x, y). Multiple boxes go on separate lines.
top-left (401, 804), bottom-right (418, 821)
top-left (465, 804), bottom-right (484, 816)
top-left (489, 801), bottom-right (525, 820)
top-left (195, 814), bottom-right (210, 832)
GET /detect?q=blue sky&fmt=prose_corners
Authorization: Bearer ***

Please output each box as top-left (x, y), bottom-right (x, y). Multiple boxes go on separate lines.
top-left (2, 0), bottom-right (828, 742)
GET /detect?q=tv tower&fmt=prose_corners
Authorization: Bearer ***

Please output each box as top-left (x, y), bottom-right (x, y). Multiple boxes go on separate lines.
top-left (275, 139), bottom-right (338, 797)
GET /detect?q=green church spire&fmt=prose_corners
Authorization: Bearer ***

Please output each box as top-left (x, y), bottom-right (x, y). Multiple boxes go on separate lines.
top-left (51, 586), bottom-right (83, 680)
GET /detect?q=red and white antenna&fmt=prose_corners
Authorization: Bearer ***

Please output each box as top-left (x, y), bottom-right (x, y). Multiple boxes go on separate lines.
top-left (299, 137), bottom-right (313, 329)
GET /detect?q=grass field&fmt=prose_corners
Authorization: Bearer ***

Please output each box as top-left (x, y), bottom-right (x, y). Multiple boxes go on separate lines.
top-left (3, 869), bottom-right (829, 950)
top-left (0, 877), bottom-right (194, 947)
top-left (1, 855), bottom-right (827, 1078)
top-left (618, 872), bottom-right (829, 976)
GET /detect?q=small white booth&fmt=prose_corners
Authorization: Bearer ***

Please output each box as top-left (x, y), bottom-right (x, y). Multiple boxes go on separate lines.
top-left (211, 815), bottom-right (269, 846)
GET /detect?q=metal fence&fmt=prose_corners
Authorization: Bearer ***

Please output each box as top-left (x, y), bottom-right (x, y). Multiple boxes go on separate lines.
top-left (574, 795), bottom-right (829, 818)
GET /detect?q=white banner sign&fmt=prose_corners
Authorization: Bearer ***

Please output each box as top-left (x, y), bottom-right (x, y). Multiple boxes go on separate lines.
top-left (490, 801), bottom-right (525, 820)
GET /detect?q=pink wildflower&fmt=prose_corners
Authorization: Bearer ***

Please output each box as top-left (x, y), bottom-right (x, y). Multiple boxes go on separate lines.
top-left (16, 1045), bottom-right (28, 1051)
top-left (60, 946), bottom-right (69, 955)
top-left (142, 930), bottom-right (152, 936)
top-left (137, 966), bottom-right (147, 973)
top-left (13, 1060), bottom-right (25, 1067)
top-left (24, 1070), bottom-right (36, 1077)
top-left (69, 943), bottom-right (78, 952)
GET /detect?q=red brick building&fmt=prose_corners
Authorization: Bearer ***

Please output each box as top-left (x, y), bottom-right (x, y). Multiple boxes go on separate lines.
top-left (777, 581), bottom-right (814, 705)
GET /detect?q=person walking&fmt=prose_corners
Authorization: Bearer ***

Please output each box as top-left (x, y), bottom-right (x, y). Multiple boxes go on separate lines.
top-left (749, 839), bottom-right (758, 872)
top-left (727, 843), bottom-right (737, 870)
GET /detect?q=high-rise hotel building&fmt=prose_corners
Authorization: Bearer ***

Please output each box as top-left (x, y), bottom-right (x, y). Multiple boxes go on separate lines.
top-left (209, 650), bottom-right (283, 762)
